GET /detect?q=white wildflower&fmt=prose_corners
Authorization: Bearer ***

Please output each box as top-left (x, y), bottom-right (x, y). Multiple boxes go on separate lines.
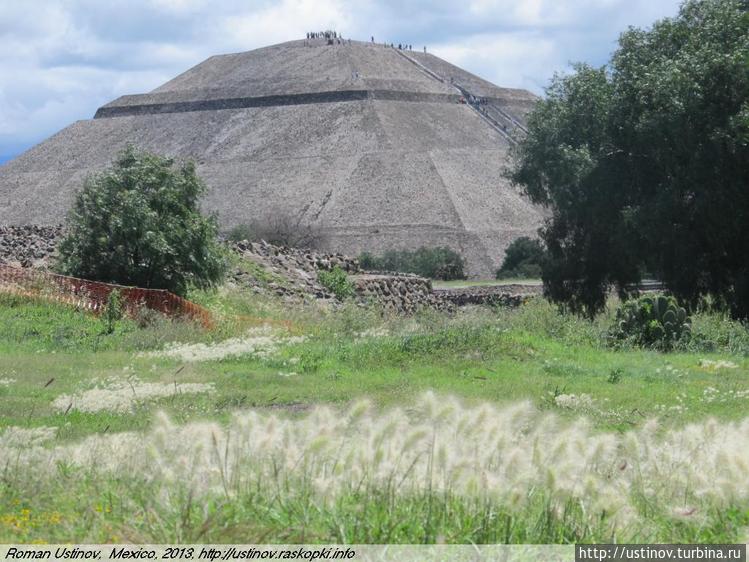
top-left (554, 393), bottom-right (594, 410)
top-left (701, 386), bottom-right (749, 403)
top-left (51, 379), bottom-right (214, 413)
top-left (355, 327), bottom-right (390, 339)
top-left (1, 426), bottom-right (57, 446)
top-left (671, 506), bottom-right (698, 519)
top-left (699, 359), bottom-right (739, 371)
top-left (145, 326), bottom-right (306, 362)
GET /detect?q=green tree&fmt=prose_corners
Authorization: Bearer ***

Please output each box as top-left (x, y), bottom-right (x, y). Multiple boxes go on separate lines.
top-left (496, 237), bottom-right (546, 279)
top-left (102, 289), bottom-right (124, 335)
top-left (57, 145), bottom-right (225, 295)
top-left (509, 0), bottom-right (749, 317)
top-left (357, 247), bottom-right (466, 280)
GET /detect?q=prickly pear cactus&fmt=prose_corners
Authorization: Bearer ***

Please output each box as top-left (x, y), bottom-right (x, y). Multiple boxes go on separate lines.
top-left (610, 294), bottom-right (691, 349)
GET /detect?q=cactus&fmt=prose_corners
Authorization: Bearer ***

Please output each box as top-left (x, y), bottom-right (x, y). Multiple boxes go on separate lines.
top-left (650, 323), bottom-right (665, 341)
top-left (662, 309), bottom-right (676, 325)
top-left (610, 294), bottom-right (691, 350)
top-left (656, 295), bottom-right (669, 316)
top-left (677, 307), bottom-right (687, 324)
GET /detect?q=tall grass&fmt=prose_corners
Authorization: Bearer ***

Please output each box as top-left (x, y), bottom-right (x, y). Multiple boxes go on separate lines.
top-left (2, 289), bottom-right (749, 542)
top-left (5, 286), bottom-right (747, 358)
top-left (3, 394), bottom-right (749, 543)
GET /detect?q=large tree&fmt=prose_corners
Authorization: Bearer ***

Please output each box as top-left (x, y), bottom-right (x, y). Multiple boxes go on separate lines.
top-left (510, 0), bottom-right (749, 317)
top-left (57, 145), bottom-right (225, 296)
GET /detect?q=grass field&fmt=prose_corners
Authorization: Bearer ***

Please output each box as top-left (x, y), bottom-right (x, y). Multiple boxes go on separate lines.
top-left (2, 287), bottom-right (749, 543)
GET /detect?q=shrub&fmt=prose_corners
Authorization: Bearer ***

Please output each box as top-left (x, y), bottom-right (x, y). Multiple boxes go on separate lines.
top-left (226, 210), bottom-right (325, 248)
top-left (607, 368), bottom-right (624, 384)
top-left (357, 247), bottom-right (466, 280)
top-left (608, 295), bottom-right (691, 350)
top-left (496, 237), bottom-right (545, 279)
top-left (225, 224), bottom-right (255, 242)
top-left (675, 310), bottom-right (749, 355)
top-left (318, 266), bottom-right (355, 300)
top-left (358, 252), bottom-right (378, 271)
top-left (56, 145), bottom-right (226, 296)
top-left (102, 289), bottom-right (123, 335)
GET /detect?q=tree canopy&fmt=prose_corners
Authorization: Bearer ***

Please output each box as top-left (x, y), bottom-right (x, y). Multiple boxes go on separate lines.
top-left (495, 237), bottom-right (545, 279)
top-left (57, 145), bottom-right (225, 296)
top-left (509, 0), bottom-right (749, 317)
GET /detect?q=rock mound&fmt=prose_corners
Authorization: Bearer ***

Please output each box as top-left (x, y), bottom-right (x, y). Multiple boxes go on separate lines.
top-left (0, 39), bottom-right (544, 277)
top-left (229, 239), bottom-right (451, 313)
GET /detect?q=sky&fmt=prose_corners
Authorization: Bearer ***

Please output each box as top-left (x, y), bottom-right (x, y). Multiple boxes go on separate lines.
top-left (0, 0), bottom-right (683, 165)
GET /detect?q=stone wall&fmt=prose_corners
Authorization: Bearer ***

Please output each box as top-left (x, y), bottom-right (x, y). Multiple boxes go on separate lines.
top-left (433, 284), bottom-right (541, 308)
top-left (351, 274), bottom-right (452, 314)
top-left (95, 89), bottom-right (461, 118)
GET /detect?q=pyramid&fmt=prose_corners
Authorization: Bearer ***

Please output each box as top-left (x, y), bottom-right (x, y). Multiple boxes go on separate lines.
top-left (0, 38), bottom-right (543, 277)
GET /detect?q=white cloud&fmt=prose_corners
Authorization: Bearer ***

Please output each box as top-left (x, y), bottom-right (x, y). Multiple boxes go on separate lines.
top-left (0, 0), bottom-right (682, 160)
top-left (433, 31), bottom-right (557, 93)
top-left (221, 0), bottom-right (352, 48)
top-left (149, 0), bottom-right (210, 14)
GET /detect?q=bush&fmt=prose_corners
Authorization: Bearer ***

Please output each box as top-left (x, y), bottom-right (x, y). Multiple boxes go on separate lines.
top-left (496, 237), bottom-right (545, 279)
top-left (608, 295), bottom-right (691, 350)
top-left (357, 247), bottom-right (466, 280)
top-left (318, 266), bottom-right (355, 300)
top-left (225, 210), bottom-right (325, 248)
top-left (102, 289), bottom-right (123, 335)
top-left (675, 311), bottom-right (749, 355)
top-left (226, 224), bottom-right (255, 242)
top-left (358, 252), bottom-right (378, 270)
top-left (56, 145), bottom-right (226, 296)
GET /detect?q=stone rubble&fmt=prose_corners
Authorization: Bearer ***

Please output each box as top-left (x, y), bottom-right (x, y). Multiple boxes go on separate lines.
top-left (433, 284), bottom-right (540, 307)
top-left (351, 274), bottom-right (453, 314)
top-left (228, 239), bottom-right (358, 301)
top-left (0, 225), bottom-right (63, 268)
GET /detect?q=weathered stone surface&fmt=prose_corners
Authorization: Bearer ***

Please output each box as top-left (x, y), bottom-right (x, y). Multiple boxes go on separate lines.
top-left (228, 239), bottom-right (451, 313)
top-left (350, 273), bottom-right (453, 314)
top-left (406, 51), bottom-right (537, 125)
top-left (0, 39), bottom-right (544, 278)
top-left (229, 239), bottom-right (359, 302)
top-left (0, 225), bottom-right (62, 268)
top-left (433, 284), bottom-right (541, 307)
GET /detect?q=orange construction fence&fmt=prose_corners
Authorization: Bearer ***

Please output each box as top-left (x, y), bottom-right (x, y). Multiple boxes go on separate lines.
top-left (0, 264), bottom-right (213, 328)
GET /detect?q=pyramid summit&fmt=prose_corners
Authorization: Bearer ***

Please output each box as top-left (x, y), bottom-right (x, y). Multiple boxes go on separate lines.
top-left (0, 38), bottom-right (543, 277)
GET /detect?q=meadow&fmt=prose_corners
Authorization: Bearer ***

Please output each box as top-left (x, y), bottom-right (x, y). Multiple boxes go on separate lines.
top-left (2, 286), bottom-right (749, 544)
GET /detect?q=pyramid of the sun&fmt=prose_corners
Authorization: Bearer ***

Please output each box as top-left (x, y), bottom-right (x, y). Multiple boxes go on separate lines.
top-left (0, 39), bottom-right (543, 277)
